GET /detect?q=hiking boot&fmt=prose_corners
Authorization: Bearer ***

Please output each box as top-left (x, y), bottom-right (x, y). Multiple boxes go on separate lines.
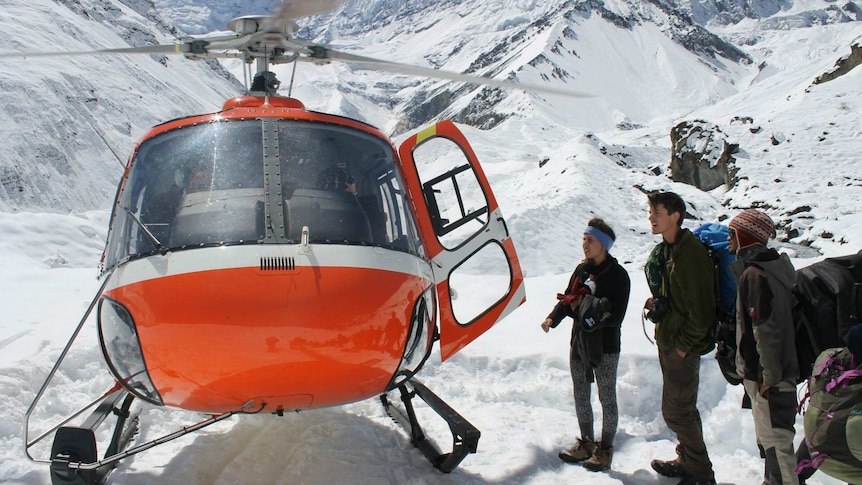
top-left (558, 438), bottom-right (596, 464)
top-left (651, 457), bottom-right (689, 478)
top-left (677, 476), bottom-right (716, 485)
top-left (583, 445), bottom-right (613, 472)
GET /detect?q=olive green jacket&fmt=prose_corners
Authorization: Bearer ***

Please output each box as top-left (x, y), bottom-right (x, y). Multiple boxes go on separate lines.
top-left (645, 228), bottom-right (716, 355)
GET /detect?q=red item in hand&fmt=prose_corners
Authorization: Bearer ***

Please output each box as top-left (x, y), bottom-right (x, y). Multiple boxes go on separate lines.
top-left (556, 276), bottom-right (591, 304)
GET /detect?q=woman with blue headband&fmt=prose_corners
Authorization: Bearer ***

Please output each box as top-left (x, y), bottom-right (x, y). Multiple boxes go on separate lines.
top-left (541, 217), bottom-right (631, 472)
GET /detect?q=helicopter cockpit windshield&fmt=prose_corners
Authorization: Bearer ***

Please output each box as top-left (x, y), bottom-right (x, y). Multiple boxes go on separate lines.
top-left (103, 119), bottom-right (419, 270)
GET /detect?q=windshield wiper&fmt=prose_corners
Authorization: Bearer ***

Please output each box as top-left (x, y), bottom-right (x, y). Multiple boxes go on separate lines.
top-left (122, 206), bottom-right (169, 255)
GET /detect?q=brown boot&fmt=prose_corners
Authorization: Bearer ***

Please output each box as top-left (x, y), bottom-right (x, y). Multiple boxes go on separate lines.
top-left (559, 438), bottom-right (597, 464)
top-left (583, 446), bottom-right (613, 472)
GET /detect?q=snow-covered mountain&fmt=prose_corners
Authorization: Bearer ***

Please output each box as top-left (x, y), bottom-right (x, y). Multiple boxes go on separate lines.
top-left (1, 0), bottom-right (859, 268)
top-left (167, 0), bottom-right (861, 272)
top-left (9, 0), bottom-right (838, 242)
top-left (0, 0), bottom-right (242, 213)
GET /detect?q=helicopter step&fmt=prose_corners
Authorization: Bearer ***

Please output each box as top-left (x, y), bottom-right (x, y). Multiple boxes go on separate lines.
top-left (380, 379), bottom-right (480, 473)
top-left (49, 391), bottom-right (138, 485)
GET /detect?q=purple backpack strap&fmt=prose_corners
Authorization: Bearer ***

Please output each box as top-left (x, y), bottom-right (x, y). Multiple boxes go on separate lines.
top-left (826, 369), bottom-right (862, 393)
top-left (796, 452), bottom-right (829, 474)
top-left (811, 353), bottom-right (839, 378)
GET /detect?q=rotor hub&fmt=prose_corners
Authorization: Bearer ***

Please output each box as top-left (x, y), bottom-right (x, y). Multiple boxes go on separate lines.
top-left (227, 15), bottom-right (297, 36)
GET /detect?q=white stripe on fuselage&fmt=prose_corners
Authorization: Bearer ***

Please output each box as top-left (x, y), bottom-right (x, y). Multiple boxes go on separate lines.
top-left (104, 244), bottom-right (432, 291)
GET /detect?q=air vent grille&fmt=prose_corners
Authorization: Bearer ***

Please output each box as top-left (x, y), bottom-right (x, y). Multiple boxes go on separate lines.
top-left (260, 256), bottom-right (296, 271)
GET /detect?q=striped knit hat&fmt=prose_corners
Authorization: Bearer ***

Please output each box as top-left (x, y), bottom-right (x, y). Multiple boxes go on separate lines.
top-left (729, 209), bottom-right (776, 248)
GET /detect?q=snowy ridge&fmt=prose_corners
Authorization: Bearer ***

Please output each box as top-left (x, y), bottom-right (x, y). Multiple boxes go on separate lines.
top-left (294, 0), bottom-right (753, 133)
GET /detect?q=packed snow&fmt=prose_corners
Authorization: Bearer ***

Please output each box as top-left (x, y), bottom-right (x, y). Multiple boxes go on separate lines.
top-left (1, 0), bottom-right (860, 484)
top-left (0, 213), bottom-right (854, 485)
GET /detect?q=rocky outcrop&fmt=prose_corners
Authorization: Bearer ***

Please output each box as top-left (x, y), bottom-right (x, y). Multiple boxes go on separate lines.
top-left (682, 0), bottom-right (861, 26)
top-left (669, 120), bottom-right (738, 191)
top-left (454, 87), bottom-right (511, 129)
top-left (813, 41), bottom-right (862, 84)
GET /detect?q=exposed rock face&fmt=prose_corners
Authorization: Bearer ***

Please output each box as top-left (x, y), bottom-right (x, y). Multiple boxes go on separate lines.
top-left (670, 120), bottom-right (738, 191)
top-left (683, 0), bottom-right (861, 25)
top-left (454, 87), bottom-right (511, 129)
top-left (814, 41), bottom-right (862, 84)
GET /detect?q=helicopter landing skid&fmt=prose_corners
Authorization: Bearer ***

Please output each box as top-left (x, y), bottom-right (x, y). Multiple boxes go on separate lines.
top-left (380, 379), bottom-right (480, 473)
top-left (42, 392), bottom-right (240, 485)
top-left (49, 391), bottom-right (138, 485)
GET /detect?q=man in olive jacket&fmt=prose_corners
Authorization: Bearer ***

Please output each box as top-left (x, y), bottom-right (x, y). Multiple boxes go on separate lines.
top-left (644, 192), bottom-right (716, 485)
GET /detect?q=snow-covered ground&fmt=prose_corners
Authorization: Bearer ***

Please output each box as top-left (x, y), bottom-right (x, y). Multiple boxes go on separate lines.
top-left (0, 170), bottom-right (856, 485)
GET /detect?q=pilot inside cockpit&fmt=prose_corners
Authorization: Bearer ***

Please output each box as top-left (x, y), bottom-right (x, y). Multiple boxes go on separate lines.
top-left (316, 165), bottom-right (357, 194)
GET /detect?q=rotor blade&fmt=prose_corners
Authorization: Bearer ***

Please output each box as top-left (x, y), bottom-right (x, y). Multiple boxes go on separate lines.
top-left (270, 0), bottom-right (348, 24)
top-left (317, 48), bottom-right (593, 99)
top-left (0, 44), bottom-right (186, 59)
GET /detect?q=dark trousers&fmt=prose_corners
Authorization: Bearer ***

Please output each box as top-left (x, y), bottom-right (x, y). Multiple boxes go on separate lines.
top-left (658, 346), bottom-right (714, 480)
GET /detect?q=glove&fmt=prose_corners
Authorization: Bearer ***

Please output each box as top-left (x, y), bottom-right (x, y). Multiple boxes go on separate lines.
top-left (556, 293), bottom-right (582, 305)
top-left (556, 276), bottom-right (591, 305)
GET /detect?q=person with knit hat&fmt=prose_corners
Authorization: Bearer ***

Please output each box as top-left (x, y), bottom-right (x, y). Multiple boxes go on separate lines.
top-left (728, 209), bottom-right (801, 485)
top-left (728, 209), bottom-right (777, 253)
top-left (541, 217), bottom-right (630, 473)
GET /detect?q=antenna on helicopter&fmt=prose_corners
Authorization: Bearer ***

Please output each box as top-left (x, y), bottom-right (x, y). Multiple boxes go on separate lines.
top-left (287, 60), bottom-right (299, 97)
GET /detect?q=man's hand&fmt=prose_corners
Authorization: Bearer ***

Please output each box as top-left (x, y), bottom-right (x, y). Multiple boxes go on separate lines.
top-left (759, 383), bottom-right (770, 397)
top-left (541, 318), bottom-right (552, 333)
top-left (675, 348), bottom-right (687, 358)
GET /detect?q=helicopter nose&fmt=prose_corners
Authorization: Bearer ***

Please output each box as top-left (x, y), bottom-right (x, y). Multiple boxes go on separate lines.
top-left (103, 254), bottom-right (430, 414)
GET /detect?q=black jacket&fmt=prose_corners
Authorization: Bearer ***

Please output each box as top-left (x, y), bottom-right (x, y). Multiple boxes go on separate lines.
top-left (547, 255), bottom-right (631, 367)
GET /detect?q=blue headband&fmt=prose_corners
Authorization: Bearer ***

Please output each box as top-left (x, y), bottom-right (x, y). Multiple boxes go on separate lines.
top-left (584, 226), bottom-right (614, 252)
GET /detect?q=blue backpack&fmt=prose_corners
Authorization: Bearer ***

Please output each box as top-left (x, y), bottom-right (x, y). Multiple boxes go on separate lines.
top-left (693, 223), bottom-right (740, 385)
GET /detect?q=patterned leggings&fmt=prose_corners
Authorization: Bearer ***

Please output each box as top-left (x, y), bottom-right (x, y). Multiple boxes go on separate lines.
top-left (569, 352), bottom-right (620, 448)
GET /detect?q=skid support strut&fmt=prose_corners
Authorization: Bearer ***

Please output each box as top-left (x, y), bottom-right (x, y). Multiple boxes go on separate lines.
top-left (381, 379), bottom-right (479, 473)
top-left (50, 391), bottom-right (137, 485)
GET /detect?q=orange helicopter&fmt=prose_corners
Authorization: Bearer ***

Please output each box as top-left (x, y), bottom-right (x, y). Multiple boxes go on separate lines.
top-left (7, 3), bottom-right (587, 484)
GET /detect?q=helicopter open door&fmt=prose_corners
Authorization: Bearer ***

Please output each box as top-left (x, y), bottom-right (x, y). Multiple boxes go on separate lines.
top-left (399, 121), bottom-right (525, 361)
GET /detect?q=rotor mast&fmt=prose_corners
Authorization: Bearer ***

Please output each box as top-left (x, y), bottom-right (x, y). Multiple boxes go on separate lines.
top-left (225, 16), bottom-right (300, 96)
